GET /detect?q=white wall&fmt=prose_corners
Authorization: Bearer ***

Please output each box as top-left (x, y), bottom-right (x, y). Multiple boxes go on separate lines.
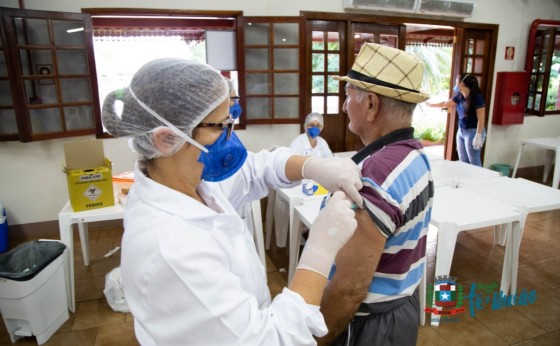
top-left (2, 0), bottom-right (560, 226)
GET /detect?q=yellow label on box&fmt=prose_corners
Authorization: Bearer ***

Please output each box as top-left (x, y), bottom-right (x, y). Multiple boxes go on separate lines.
top-left (66, 158), bottom-right (115, 212)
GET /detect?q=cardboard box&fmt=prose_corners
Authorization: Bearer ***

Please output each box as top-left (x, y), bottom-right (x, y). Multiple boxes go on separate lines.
top-left (63, 140), bottom-right (114, 212)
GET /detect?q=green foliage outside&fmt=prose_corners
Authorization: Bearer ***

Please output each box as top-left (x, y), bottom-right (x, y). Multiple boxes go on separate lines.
top-left (545, 53), bottom-right (560, 110)
top-left (407, 45), bottom-right (452, 143)
top-left (414, 120), bottom-right (446, 143)
top-left (310, 43), bottom-right (452, 143)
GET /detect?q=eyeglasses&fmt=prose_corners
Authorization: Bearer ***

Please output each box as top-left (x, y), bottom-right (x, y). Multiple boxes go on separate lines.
top-left (230, 96), bottom-right (240, 103)
top-left (196, 118), bottom-right (235, 140)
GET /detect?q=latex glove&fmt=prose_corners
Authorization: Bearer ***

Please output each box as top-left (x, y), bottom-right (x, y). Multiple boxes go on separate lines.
top-left (472, 133), bottom-right (483, 150)
top-left (297, 191), bottom-right (357, 278)
top-left (302, 156), bottom-right (364, 208)
top-left (230, 102), bottom-right (242, 119)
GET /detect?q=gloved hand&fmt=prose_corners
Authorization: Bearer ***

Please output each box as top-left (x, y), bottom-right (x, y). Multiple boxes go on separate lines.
top-left (302, 157), bottom-right (364, 208)
top-left (472, 133), bottom-right (483, 150)
top-left (297, 191), bottom-right (357, 278)
top-left (230, 102), bottom-right (242, 119)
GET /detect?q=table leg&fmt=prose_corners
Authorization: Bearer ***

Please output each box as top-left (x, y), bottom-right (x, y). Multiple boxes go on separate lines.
top-left (552, 150), bottom-right (560, 189)
top-left (419, 261), bottom-right (427, 326)
top-left (58, 218), bottom-right (76, 312)
top-left (509, 221), bottom-right (522, 298)
top-left (273, 194), bottom-right (289, 248)
top-left (500, 222), bottom-right (513, 296)
top-left (431, 222), bottom-right (459, 327)
top-left (264, 190), bottom-right (275, 250)
top-left (543, 150), bottom-right (554, 183)
top-left (78, 222), bottom-right (90, 266)
top-left (512, 143), bottom-right (524, 178)
top-left (434, 223), bottom-right (459, 277)
top-left (288, 213), bottom-right (304, 283)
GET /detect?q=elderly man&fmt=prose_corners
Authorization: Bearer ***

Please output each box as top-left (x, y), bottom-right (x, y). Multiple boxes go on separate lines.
top-left (317, 43), bottom-right (434, 345)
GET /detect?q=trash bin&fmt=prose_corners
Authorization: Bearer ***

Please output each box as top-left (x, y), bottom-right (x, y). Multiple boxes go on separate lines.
top-left (0, 202), bottom-right (7, 253)
top-left (0, 240), bottom-right (69, 345)
top-left (490, 163), bottom-right (512, 177)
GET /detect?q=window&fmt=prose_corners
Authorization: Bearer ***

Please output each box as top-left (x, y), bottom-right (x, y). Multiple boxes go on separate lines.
top-left (0, 7), bottom-right (100, 142)
top-left (311, 27), bottom-right (342, 115)
top-left (240, 17), bottom-right (304, 124)
top-left (86, 9), bottom-right (240, 130)
top-left (526, 20), bottom-right (560, 116)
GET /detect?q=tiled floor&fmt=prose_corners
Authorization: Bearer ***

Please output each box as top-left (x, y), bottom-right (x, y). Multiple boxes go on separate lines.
top-left (1, 177), bottom-right (559, 345)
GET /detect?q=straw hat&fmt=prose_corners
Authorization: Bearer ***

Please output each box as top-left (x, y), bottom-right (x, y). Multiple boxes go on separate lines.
top-left (334, 43), bottom-right (429, 103)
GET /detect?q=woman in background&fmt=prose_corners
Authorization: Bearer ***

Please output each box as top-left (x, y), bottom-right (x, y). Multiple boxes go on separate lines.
top-left (290, 112), bottom-right (333, 158)
top-left (428, 73), bottom-right (486, 166)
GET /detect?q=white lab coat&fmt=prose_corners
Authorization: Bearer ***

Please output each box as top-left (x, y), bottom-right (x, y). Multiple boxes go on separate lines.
top-left (289, 134), bottom-right (333, 158)
top-left (121, 147), bottom-right (327, 345)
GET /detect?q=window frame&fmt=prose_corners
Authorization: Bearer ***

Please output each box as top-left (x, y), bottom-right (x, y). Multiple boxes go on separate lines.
top-left (84, 8), bottom-right (243, 132)
top-left (0, 7), bottom-right (101, 142)
top-left (525, 19), bottom-right (560, 117)
top-left (238, 16), bottom-right (305, 125)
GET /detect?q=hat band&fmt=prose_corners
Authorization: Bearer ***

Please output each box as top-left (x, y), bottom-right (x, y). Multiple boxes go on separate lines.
top-left (347, 70), bottom-right (419, 94)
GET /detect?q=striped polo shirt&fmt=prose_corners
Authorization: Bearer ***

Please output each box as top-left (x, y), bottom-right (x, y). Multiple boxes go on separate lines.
top-left (328, 129), bottom-right (434, 314)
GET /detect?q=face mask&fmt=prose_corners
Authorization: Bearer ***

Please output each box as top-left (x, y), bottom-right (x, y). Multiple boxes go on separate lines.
top-left (307, 126), bottom-right (320, 139)
top-left (198, 129), bottom-right (248, 182)
top-left (230, 102), bottom-right (242, 120)
top-left (453, 84), bottom-right (460, 93)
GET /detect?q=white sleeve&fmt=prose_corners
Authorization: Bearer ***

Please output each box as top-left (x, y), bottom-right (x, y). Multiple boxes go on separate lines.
top-left (216, 147), bottom-right (299, 209)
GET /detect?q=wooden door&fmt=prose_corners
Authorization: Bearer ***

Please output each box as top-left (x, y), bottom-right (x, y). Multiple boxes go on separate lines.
top-left (445, 27), bottom-right (497, 162)
top-left (306, 20), bottom-right (404, 152)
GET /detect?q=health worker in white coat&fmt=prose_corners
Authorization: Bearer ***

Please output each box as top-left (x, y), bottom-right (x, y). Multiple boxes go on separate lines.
top-left (290, 112), bottom-right (333, 158)
top-left (102, 58), bottom-right (364, 346)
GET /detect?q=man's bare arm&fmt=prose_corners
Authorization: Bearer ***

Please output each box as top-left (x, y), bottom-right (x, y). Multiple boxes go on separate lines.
top-left (316, 208), bottom-right (387, 345)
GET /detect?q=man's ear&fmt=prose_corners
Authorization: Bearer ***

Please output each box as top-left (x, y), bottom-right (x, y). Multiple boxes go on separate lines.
top-left (366, 92), bottom-right (379, 122)
top-left (152, 127), bottom-right (182, 156)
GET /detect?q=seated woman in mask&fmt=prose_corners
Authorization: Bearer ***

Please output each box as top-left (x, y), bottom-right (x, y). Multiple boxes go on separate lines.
top-left (290, 112), bottom-right (333, 158)
top-left (102, 58), bottom-right (363, 345)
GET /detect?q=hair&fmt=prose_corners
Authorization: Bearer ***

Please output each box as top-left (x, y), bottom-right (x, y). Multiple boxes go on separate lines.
top-left (459, 73), bottom-right (482, 116)
top-left (349, 83), bottom-right (416, 119)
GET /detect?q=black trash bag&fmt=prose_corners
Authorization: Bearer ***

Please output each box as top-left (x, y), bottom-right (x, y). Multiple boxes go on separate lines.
top-left (0, 240), bottom-right (66, 281)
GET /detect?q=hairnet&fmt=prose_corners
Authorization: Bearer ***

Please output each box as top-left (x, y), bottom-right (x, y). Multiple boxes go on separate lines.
top-left (224, 77), bottom-right (235, 94)
top-left (102, 58), bottom-right (228, 159)
top-left (305, 112), bottom-right (324, 127)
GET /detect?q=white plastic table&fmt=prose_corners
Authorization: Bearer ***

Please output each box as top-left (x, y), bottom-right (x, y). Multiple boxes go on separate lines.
top-left (288, 181), bottom-right (527, 327)
top-left (430, 159), bottom-right (501, 187)
top-left (264, 182), bottom-right (327, 249)
top-left (430, 186), bottom-right (524, 319)
top-left (287, 198), bottom-right (322, 282)
top-left (512, 137), bottom-right (560, 189)
top-left (457, 177), bottom-right (560, 297)
top-left (58, 201), bottom-right (125, 312)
